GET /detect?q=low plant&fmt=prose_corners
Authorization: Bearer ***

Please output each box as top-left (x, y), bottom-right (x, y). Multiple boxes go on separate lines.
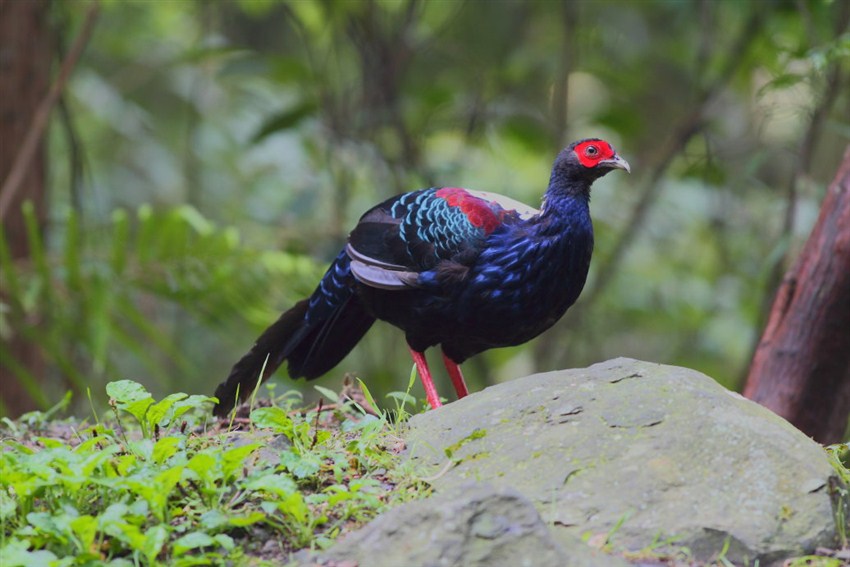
top-left (0, 379), bottom-right (426, 565)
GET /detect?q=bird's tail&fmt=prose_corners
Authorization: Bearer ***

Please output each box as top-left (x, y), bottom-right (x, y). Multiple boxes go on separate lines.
top-left (213, 252), bottom-right (375, 417)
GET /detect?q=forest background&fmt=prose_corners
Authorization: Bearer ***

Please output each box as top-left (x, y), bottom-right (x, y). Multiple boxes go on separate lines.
top-left (2, 0), bottom-right (848, 429)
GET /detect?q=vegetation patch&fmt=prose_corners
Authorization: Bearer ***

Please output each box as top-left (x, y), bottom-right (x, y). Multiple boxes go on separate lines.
top-left (0, 379), bottom-right (428, 565)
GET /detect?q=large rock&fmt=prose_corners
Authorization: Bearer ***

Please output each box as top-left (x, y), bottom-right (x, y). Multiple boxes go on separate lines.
top-left (297, 483), bottom-right (626, 567)
top-left (404, 358), bottom-right (842, 565)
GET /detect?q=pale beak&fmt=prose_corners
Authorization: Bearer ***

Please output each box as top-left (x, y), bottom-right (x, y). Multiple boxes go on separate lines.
top-left (600, 154), bottom-right (630, 173)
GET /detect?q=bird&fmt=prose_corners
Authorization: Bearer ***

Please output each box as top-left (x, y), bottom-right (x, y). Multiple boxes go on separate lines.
top-left (213, 138), bottom-right (629, 417)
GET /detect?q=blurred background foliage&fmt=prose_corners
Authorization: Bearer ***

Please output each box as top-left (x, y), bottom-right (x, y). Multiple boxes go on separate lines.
top-left (1, 0), bottom-right (848, 416)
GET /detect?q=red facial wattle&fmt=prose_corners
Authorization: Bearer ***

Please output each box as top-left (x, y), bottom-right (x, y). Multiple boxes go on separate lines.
top-left (574, 140), bottom-right (616, 169)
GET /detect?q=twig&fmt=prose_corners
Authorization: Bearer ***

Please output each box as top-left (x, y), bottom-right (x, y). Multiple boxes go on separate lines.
top-left (0, 1), bottom-right (100, 221)
top-left (53, 15), bottom-right (88, 216)
top-left (310, 398), bottom-right (323, 449)
top-left (418, 458), bottom-right (456, 484)
top-left (57, 94), bottom-right (86, 214)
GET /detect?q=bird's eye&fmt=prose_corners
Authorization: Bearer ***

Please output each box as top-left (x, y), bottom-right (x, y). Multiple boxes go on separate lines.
top-left (585, 146), bottom-right (598, 157)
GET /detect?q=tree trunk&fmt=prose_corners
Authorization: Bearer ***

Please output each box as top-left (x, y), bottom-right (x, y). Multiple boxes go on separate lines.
top-left (743, 148), bottom-right (850, 444)
top-left (0, 0), bottom-right (52, 416)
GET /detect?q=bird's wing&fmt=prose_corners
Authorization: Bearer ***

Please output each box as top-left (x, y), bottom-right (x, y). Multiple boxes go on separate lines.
top-left (347, 187), bottom-right (540, 290)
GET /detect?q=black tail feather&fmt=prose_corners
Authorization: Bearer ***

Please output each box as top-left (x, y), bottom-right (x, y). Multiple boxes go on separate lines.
top-left (213, 295), bottom-right (376, 417)
top-left (213, 299), bottom-right (309, 417)
top-left (287, 296), bottom-right (375, 379)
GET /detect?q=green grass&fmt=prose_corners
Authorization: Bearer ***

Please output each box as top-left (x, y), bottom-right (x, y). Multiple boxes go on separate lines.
top-left (0, 378), bottom-right (429, 565)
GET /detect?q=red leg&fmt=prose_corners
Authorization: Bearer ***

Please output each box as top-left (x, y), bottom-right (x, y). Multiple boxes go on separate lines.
top-left (408, 348), bottom-right (442, 409)
top-left (442, 353), bottom-right (469, 399)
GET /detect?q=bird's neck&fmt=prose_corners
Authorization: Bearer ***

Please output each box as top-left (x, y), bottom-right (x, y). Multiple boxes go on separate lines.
top-left (537, 170), bottom-right (592, 234)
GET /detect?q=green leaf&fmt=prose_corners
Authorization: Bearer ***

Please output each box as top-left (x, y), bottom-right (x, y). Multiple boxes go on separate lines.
top-left (69, 514), bottom-right (98, 551)
top-left (277, 491), bottom-right (309, 525)
top-left (0, 538), bottom-right (58, 566)
top-left (106, 380), bottom-right (152, 405)
top-left (199, 509), bottom-right (229, 530)
top-left (214, 533), bottom-right (235, 550)
top-left (25, 511), bottom-right (62, 538)
top-left (173, 531), bottom-right (216, 555)
top-left (0, 489), bottom-right (17, 520)
top-left (251, 407), bottom-right (295, 438)
top-left (169, 394), bottom-right (218, 423)
top-left (106, 380), bottom-right (154, 433)
top-left (220, 443), bottom-right (261, 481)
top-left (127, 465), bottom-right (183, 521)
top-left (98, 502), bottom-right (130, 526)
top-left (187, 451), bottom-right (217, 485)
top-left (227, 512), bottom-right (265, 527)
top-left (279, 449), bottom-right (321, 479)
top-left (245, 472), bottom-right (297, 497)
top-left (147, 393), bottom-right (189, 428)
top-left (125, 399), bottom-right (156, 433)
top-left (313, 385), bottom-right (340, 404)
top-left (142, 524), bottom-right (169, 562)
top-left (103, 521), bottom-right (147, 552)
top-left (356, 378), bottom-right (379, 415)
top-left (152, 436), bottom-right (182, 464)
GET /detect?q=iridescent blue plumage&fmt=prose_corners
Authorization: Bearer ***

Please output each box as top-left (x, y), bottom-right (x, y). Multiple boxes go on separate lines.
top-left (214, 139), bottom-right (629, 416)
top-left (397, 190), bottom-right (482, 261)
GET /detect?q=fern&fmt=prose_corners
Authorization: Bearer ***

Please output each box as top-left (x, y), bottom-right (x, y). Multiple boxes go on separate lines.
top-left (0, 202), bottom-right (323, 415)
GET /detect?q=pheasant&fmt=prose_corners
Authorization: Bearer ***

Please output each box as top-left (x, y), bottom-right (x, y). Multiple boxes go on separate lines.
top-left (213, 138), bottom-right (629, 416)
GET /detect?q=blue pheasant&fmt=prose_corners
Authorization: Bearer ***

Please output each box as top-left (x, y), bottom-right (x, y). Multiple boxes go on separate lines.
top-left (213, 139), bottom-right (629, 415)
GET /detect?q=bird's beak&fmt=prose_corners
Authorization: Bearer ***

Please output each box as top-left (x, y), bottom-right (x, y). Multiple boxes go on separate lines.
top-left (600, 154), bottom-right (630, 174)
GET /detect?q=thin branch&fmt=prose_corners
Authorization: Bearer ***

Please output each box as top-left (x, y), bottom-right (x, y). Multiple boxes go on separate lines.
top-left (57, 94), bottom-right (86, 215)
top-left (53, 12), bottom-right (88, 217)
top-left (0, 1), bottom-right (100, 221)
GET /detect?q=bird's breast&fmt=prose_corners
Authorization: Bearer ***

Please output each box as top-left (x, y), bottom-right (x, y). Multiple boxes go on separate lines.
top-left (460, 225), bottom-right (593, 322)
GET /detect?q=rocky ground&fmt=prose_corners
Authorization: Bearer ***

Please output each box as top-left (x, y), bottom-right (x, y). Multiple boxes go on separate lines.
top-left (297, 358), bottom-right (848, 567)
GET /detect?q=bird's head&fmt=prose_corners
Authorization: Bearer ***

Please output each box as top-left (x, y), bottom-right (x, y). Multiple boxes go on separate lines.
top-left (552, 138), bottom-right (630, 187)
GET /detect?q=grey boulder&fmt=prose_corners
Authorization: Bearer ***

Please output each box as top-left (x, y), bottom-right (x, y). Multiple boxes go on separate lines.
top-left (404, 358), bottom-right (843, 565)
